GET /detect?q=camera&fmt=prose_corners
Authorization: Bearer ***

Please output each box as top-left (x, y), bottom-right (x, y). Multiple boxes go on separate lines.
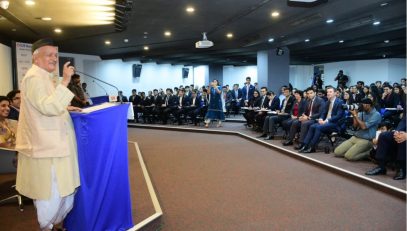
top-left (342, 103), bottom-right (361, 111)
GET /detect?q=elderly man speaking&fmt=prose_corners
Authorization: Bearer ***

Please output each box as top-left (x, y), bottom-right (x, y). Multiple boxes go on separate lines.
top-left (15, 39), bottom-right (81, 231)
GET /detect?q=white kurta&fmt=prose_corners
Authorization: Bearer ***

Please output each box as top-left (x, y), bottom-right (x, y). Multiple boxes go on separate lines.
top-left (16, 64), bottom-right (80, 200)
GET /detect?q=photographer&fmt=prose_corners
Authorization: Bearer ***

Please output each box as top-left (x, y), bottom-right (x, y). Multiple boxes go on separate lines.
top-left (334, 70), bottom-right (349, 89)
top-left (334, 98), bottom-right (381, 161)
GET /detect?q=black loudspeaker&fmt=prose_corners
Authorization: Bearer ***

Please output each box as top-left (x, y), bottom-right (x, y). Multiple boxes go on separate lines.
top-left (59, 57), bottom-right (75, 75)
top-left (132, 64), bottom-right (142, 77)
top-left (182, 67), bottom-right (189, 78)
top-left (276, 48), bottom-right (284, 56)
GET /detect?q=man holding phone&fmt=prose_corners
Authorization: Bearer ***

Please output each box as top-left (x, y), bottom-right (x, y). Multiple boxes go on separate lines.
top-left (15, 38), bottom-right (81, 231)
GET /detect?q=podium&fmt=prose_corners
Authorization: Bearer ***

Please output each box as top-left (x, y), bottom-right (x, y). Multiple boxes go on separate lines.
top-left (65, 103), bottom-right (133, 231)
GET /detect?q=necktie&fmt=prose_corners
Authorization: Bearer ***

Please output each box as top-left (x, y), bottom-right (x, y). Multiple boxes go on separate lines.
top-left (166, 96), bottom-right (169, 105)
top-left (246, 85), bottom-right (249, 99)
top-left (261, 96), bottom-right (265, 107)
top-left (282, 96), bottom-right (289, 112)
top-left (309, 98), bottom-right (315, 117)
top-left (327, 100), bottom-right (333, 119)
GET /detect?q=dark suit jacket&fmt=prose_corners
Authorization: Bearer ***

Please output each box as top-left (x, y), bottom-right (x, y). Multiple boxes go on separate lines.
top-left (320, 98), bottom-right (345, 124)
top-left (241, 84), bottom-right (255, 102)
top-left (8, 106), bottom-right (19, 120)
top-left (117, 95), bottom-right (128, 102)
top-left (381, 92), bottom-right (399, 108)
top-left (281, 95), bottom-right (295, 114)
top-left (177, 96), bottom-right (188, 108)
top-left (349, 93), bottom-right (362, 104)
top-left (189, 96), bottom-right (200, 108)
top-left (258, 96), bottom-right (270, 108)
top-left (152, 95), bottom-right (162, 106)
top-left (129, 94), bottom-right (141, 105)
top-left (267, 96), bottom-right (280, 111)
top-left (305, 96), bottom-right (325, 120)
top-left (248, 96), bottom-right (261, 107)
top-left (231, 89), bottom-right (243, 101)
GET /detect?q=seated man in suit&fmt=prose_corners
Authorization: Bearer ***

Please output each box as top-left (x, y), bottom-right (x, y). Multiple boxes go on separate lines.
top-left (365, 107), bottom-right (406, 180)
top-left (299, 86), bottom-right (345, 153)
top-left (186, 90), bottom-right (201, 126)
top-left (334, 98), bottom-right (382, 161)
top-left (231, 84), bottom-right (243, 115)
top-left (161, 88), bottom-right (178, 124)
top-left (150, 89), bottom-right (162, 123)
top-left (117, 90), bottom-right (128, 102)
top-left (129, 89), bottom-right (142, 123)
top-left (259, 89), bottom-right (293, 140)
top-left (6, 90), bottom-right (21, 120)
top-left (173, 89), bottom-right (188, 125)
top-left (283, 87), bottom-right (325, 148)
top-left (141, 91), bottom-right (154, 123)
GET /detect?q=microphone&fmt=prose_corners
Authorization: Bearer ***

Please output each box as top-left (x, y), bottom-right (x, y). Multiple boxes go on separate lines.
top-left (75, 70), bottom-right (123, 103)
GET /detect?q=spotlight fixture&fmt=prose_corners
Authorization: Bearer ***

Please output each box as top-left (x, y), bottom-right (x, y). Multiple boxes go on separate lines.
top-left (25, 0), bottom-right (35, 6)
top-left (164, 31), bottom-right (171, 37)
top-left (271, 11), bottom-right (280, 17)
top-left (143, 46), bottom-right (149, 50)
top-left (186, 6), bottom-right (195, 13)
top-left (226, 33), bottom-right (233, 38)
top-left (326, 19), bottom-right (334, 23)
top-left (0, 0), bottom-right (9, 10)
top-left (305, 38), bottom-right (310, 42)
top-left (339, 40), bottom-right (344, 43)
top-left (114, 0), bottom-right (133, 32)
top-left (41, 17), bottom-right (52, 21)
top-left (105, 40), bottom-right (111, 45)
top-left (268, 38), bottom-right (274, 42)
top-left (373, 21), bottom-right (381, 25)
top-left (124, 38), bottom-right (129, 43)
top-left (384, 40), bottom-right (390, 43)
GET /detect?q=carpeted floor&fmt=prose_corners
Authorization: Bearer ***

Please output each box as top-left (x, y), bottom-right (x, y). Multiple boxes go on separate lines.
top-left (128, 128), bottom-right (406, 231)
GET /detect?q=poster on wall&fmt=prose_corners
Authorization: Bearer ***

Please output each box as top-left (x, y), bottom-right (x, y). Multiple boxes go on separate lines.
top-left (15, 42), bottom-right (59, 88)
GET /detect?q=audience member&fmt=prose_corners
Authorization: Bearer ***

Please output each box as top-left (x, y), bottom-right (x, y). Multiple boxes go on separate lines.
top-left (334, 98), bottom-right (381, 160)
top-left (68, 74), bottom-right (87, 108)
top-left (243, 90), bottom-right (261, 128)
top-left (241, 77), bottom-right (255, 106)
top-left (6, 90), bottom-right (21, 120)
top-left (0, 96), bottom-right (17, 148)
top-left (231, 84), bottom-right (242, 115)
top-left (299, 86), bottom-right (345, 153)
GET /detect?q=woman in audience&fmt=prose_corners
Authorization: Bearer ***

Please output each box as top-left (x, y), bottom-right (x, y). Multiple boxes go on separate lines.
top-left (367, 93), bottom-right (381, 112)
top-left (243, 90), bottom-right (261, 128)
top-left (0, 96), bottom-right (17, 148)
top-left (204, 79), bottom-right (225, 128)
top-left (362, 86), bottom-right (370, 98)
top-left (342, 90), bottom-right (352, 105)
top-left (393, 85), bottom-right (404, 106)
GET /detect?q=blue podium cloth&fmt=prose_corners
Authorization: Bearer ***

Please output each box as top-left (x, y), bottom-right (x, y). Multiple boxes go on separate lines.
top-left (65, 104), bottom-right (133, 231)
top-left (91, 95), bottom-right (109, 105)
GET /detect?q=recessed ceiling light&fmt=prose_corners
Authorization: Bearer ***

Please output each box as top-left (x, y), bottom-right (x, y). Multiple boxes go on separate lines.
top-left (124, 39), bottom-right (129, 43)
top-left (41, 17), bottom-right (52, 21)
top-left (25, 0), bottom-right (35, 6)
top-left (164, 31), bottom-right (171, 37)
top-left (11, 28), bottom-right (16, 32)
top-left (271, 11), bottom-right (280, 17)
top-left (144, 46), bottom-right (149, 50)
top-left (54, 28), bottom-right (62, 33)
top-left (384, 40), bottom-right (390, 43)
top-left (326, 19), bottom-right (334, 24)
top-left (186, 7), bottom-right (195, 13)
top-left (339, 40), bottom-right (344, 43)
top-left (305, 38), bottom-right (310, 42)
top-left (268, 38), bottom-right (274, 42)
top-left (373, 21), bottom-right (381, 25)
top-left (382, 54), bottom-right (386, 58)
top-left (226, 33), bottom-right (233, 38)
top-left (105, 40), bottom-right (111, 45)
top-left (380, 2), bottom-right (388, 7)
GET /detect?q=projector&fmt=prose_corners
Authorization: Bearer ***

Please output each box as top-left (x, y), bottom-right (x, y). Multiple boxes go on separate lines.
top-left (195, 32), bottom-right (214, 49)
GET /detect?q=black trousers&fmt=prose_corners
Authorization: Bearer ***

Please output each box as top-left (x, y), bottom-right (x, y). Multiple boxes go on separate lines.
top-left (288, 119), bottom-right (316, 143)
top-left (376, 131), bottom-right (406, 169)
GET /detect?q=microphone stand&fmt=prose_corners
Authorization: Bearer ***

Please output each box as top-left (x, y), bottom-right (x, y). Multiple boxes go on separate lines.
top-left (92, 80), bottom-right (108, 96)
top-left (76, 70), bottom-right (123, 104)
